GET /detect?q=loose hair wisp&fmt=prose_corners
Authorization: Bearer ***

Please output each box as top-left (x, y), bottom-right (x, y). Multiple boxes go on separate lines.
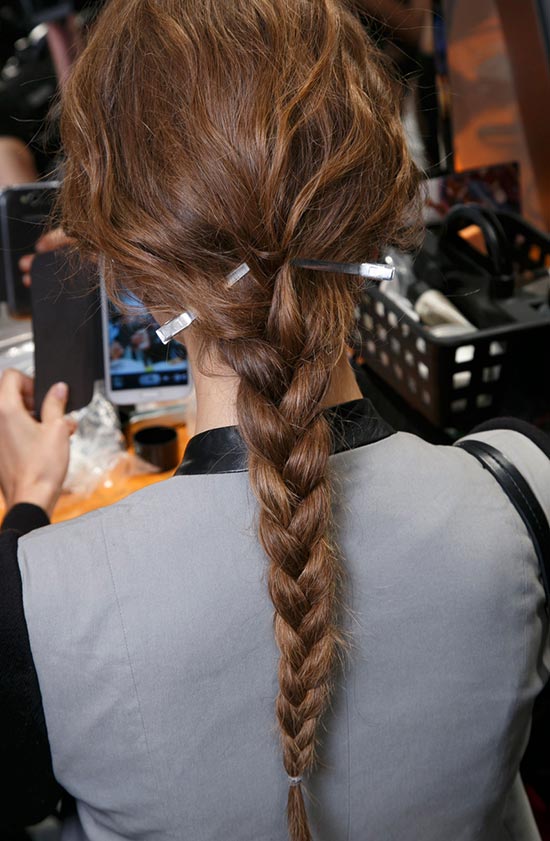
top-left (60, 1), bottom-right (421, 838)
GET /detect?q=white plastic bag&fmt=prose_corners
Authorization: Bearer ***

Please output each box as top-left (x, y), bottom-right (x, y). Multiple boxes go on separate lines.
top-left (63, 384), bottom-right (127, 496)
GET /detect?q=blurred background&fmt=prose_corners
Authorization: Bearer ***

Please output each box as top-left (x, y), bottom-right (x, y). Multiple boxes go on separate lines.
top-left (1, 1), bottom-right (550, 838)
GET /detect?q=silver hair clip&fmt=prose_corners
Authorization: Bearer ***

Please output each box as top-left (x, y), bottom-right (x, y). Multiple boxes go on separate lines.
top-left (291, 259), bottom-right (395, 281)
top-left (156, 262), bottom-right (251, 344)
top-left (155, 258), bottom-right (394, 344)
top-left (288, 775), bottom-right (303, 787)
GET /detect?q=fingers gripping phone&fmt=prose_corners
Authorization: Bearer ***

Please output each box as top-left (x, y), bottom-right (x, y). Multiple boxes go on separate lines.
top-left (0, 182), bottom-right (60, 316)
top-left (100, 279), bottom-right (192, 405)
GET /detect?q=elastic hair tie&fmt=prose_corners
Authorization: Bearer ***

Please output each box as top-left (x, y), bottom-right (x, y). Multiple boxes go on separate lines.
top-left (288, 775), bottom-right (303, 787)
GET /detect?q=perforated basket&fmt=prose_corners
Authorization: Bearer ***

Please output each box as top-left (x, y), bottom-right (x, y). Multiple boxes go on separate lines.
top-left (357, 284), bottom-right (550, 430)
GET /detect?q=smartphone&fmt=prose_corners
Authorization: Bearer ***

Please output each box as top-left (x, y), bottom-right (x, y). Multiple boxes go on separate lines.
top-left (0, 182), bottom-right (60, 317)
top-left (100, 280), bottom-right (192, 405)
top-left (32, 251), bottom-right (103, 415)
top-left (0, 217), bottom-right (6, 305)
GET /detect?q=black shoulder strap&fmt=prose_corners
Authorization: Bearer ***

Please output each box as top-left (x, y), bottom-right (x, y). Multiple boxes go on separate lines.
top-left (457, 439), bottom-right (550, 614)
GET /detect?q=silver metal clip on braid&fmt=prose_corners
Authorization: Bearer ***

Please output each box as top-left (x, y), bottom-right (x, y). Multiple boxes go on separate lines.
top-left (155, 259), bottom-right (395, 344)
top-left (155, 262), bottom-right (250, 344)
top-left (291, 258), bottom-right (394, 281)
top-left (288, 775), bottom-right (303, 787)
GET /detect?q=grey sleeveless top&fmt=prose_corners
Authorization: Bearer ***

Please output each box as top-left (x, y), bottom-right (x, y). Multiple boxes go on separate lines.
top-left (17, 402), bottom-right (550, 841)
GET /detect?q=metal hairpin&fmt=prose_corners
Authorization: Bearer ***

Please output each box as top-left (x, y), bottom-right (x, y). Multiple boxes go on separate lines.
top-left (291, 258), bottom-right (394, 280)
top-left (155, 262), bottom-right (249, 344)
top-left (155, 258), bottom-right (395, 344)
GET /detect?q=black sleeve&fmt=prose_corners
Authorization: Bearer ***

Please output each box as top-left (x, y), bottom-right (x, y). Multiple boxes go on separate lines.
top-left (0, 505), bottom-right (63, 829)
top-left (2, 503), bottom-right (50, 534)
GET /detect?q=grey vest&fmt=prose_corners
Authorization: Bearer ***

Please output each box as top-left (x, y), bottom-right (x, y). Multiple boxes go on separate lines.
top-left (18, 427), bottom-right (550, 841)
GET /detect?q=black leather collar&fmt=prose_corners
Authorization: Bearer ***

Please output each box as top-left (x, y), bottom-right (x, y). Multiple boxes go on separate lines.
top-left (176, 398), bottom-right (394, 475)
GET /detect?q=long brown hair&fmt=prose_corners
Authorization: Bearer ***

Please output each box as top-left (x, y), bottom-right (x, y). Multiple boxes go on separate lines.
top-left (60, 1), bottom-right (421, 837)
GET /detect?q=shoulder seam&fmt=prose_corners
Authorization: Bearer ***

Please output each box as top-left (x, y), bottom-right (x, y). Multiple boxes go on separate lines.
top-left (99, 518), bottom-right (173, 834)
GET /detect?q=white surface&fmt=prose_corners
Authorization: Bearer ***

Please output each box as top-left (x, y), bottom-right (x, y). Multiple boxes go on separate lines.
top-left (0, 305), bottom-right (34, 374)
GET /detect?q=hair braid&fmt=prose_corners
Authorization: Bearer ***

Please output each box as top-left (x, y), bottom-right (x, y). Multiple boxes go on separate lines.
top-left (60, 0), bottom-right (423, 837)
top-left (220, 264), bottom-right (354, 840)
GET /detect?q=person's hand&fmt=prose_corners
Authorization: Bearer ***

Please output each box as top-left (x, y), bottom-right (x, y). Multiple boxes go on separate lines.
top-left (0, 370), bottom-right (77, 517)
top-left (18, 227), bottom-right (74, 288)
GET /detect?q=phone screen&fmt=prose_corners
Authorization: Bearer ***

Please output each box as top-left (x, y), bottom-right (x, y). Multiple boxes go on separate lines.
top-left (107, 291), bottom-right (189, 392)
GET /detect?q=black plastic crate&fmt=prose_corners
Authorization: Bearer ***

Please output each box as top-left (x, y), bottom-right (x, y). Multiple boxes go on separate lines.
top-left (357, 283), bottom-right (550, 430)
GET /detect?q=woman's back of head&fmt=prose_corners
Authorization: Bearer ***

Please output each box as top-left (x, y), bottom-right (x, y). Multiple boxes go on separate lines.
top-left (60, 2), bottom-right (421, 838)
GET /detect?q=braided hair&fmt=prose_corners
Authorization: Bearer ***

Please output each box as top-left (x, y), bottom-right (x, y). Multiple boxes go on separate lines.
top-left (59, 1), bottom-right (422, 837)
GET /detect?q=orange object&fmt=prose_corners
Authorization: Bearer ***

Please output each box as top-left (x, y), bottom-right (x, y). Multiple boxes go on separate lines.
top-left (0, 425), bottom-right (190, 525)
top-left (458, 224), bottom-right (488, 255)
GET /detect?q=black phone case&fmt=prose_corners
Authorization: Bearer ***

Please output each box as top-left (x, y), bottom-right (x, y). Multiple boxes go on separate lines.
top-left (31, 250), bottom-right (104, 415)
top-left (0, 184), bottom-right (59, 317)
top-left (0, 237), bottom-right (6, 305)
